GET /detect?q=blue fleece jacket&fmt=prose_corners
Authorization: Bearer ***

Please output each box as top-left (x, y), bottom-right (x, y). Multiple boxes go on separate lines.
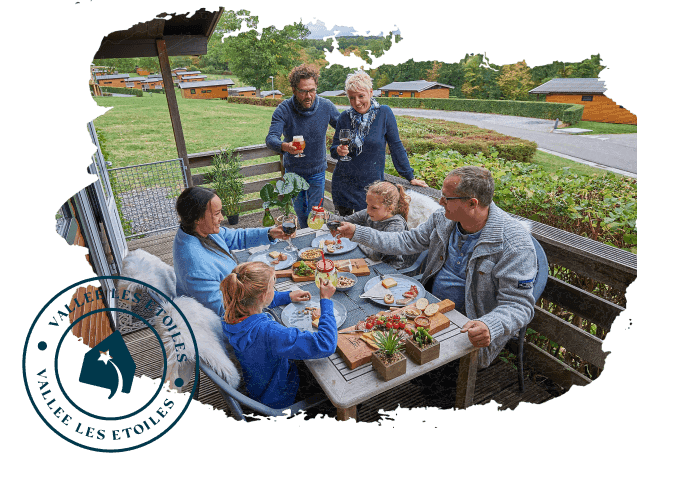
top-left (265, 95), bottom-right (339, 176)
top-left (173, 226), bottom-right (275, 317)
top-left (222, 294), bottom-right (338, 409)
top-left (330, 105), bottom-right (415, 211)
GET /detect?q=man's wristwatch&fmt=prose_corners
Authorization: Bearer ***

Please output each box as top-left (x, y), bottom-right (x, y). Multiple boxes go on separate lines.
top-left (268, 228), bottom-right (275, 242)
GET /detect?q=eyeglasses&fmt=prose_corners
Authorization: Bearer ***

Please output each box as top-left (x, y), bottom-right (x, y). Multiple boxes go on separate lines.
top-left (295, 87), bottom-right (317, 96)
top-left (440, 195), bottom-right (472, 204)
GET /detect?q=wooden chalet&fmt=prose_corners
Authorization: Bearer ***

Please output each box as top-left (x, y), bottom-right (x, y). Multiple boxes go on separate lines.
top-left (177, 70), bottom-right (202, 80)
top-left (319, 90), bottom-right (345, 97)
top-left (124, 76), bottom-right (146, 89)
top-left (141, 77), bottom-right (164, 90)
top-left (96, 73), bottom-right (130, 87)
top-left (229, 86), bottom-right (257, 97)
top-left (181, 74), bottom-right (208, 82)
top-left (135, 66), bottom-right (151, 76)
top-left (260, 89), bottom-right (283, 99)
top-left (178, 79), bottom-right (235, 99)
top-left (529, 78), bottom-right (637, 125)
top-left (379, 80), bottom-right (454, 98)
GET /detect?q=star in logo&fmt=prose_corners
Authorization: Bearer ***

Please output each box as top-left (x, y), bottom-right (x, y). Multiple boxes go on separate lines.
top-left (98, 350), bottom-right (113, 365)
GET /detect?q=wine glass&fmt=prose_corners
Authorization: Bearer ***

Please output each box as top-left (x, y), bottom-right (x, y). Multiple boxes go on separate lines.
top-left (327, 219), bottom-right (341, 240)
top-left (338, 129), bottom-right (351, 161)
top-left (292, 135), bottom-right (305, 158)
top-left (280, 214), bottom-right (298, 252)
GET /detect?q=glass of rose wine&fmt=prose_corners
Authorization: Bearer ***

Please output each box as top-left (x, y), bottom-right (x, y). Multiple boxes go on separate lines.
top-left (292, 135), bottom-right (305, 158)
top-left (280, 214), bottom-right (298, 252)
top-left (338, 129), bottom-right (351, 161)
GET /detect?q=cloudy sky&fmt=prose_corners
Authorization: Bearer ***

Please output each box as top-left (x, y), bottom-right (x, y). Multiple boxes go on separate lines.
top-left (306, 19), bottom-right (401, 39)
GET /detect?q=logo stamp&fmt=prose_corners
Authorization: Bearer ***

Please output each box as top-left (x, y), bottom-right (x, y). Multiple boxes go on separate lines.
top-left (22, 276), bottom-right (198, 452)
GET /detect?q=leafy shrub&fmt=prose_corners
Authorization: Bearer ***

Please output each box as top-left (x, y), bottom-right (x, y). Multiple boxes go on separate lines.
top-left (328, 96), bottom-right (584, 123)
top-left (226, 96), bottom-right (283, 107)
top-left (385, 149), bottom-right (637, 252)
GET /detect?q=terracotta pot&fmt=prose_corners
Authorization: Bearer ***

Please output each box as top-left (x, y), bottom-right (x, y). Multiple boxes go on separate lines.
top-left (371, 351), bottom-right (407, 381)
top-left (405, 336), bottom-right (440, 366)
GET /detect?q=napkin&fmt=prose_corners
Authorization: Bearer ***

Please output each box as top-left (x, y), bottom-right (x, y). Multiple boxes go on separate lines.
top-left (360, 283), bottom-right (391, 299)
top-left (248, 244), bottom-right (270, 254)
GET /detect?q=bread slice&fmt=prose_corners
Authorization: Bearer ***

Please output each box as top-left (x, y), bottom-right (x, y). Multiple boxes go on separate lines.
top-left (384, 294), bottom-right (395, 304)
top-left (424, 303), bottom-right (439, 317)
top-left (381, 278), bottom-right (398, 289)
top-left (326, 245), bottom-right (335, 253)
top-left (269, 251), bottom-right (281, 259)
top-left (415, 298), bottom-right (429, 310)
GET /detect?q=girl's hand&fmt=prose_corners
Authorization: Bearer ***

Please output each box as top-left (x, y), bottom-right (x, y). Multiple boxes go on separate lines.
top-left (319, 279), bottom-right (336, 299)
top-left (410, 178), bottom-right (429, 188)
top-left (289, 290), bottom-right (311, 303)
top-left (337, 145), bottom-right (350, 157)
top-left (336, 222), bottom-right (356, 240)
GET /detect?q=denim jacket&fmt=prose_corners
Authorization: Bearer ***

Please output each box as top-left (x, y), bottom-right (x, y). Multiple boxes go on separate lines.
top-left (352, 202), bottom-right (537, 368)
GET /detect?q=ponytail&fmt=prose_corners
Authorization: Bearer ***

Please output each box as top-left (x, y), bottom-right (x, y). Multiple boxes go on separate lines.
top-left (366, 180), bottom-right (411, 222)
top-left (220, 262), bottom-right (274, 324)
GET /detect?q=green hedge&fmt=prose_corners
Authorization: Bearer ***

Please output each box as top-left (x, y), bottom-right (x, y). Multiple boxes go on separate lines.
top-left (226, 96), bottom-right (283, 107)
top-left (327, 96), bottom-right (584, 124)
top-left (91, 85), bottom-right (144, 97)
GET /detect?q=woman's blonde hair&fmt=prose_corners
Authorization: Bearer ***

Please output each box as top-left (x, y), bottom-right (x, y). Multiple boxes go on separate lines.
top-left (366, 180), bottom-right (411, 221)
top-left (345, 70), bottom-right (373, 93)
top-left (220, 261), bottom-right (274, 324)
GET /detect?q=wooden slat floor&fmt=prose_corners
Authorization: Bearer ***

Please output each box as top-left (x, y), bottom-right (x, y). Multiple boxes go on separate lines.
top-left (124, 328), bottom-right (556, 422)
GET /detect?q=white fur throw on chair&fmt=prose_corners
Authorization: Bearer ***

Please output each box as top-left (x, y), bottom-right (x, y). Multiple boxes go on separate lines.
top-left (118, 248), bottom-right (177, 298)
top-left (406, 189), bottom-right (443, 229)
top-left (152, 296), bottom-right (241, 390)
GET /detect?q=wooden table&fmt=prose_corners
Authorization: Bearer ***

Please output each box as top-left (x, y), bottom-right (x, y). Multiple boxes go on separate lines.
top-left (235, 227), bottom-right (479, 420)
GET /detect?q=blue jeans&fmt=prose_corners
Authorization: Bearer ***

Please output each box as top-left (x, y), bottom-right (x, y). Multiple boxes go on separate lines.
top-left (292, 171), bottom-right (325, 229)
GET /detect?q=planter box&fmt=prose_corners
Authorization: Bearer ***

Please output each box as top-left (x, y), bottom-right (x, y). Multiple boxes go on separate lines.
top-left (371, 351), bottom-right (407, 381)
top-left (405, 337), bottom-right (440, 365)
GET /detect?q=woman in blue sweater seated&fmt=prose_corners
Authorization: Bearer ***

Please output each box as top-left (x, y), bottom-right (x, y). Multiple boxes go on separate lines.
top-left (173, 186), bottom-right (303, 318)
top-left (330, 70), bottom-right (428, 216)
top-left (220, 261), bottom-right (337, 409)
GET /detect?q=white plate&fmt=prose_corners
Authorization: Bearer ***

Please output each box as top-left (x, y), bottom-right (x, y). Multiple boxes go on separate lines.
top-left (247, 250), bottom-right (297, 270)
top-left (280, 296), bottom-right (347, 332)
top-left (311, 234), bottom-right (358, 255)
top-left (362, 274), bottom-right (426, 306)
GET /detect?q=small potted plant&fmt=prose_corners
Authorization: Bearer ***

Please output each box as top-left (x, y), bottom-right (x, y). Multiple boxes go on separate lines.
top-left (405, 327), bottom-right (440, 365)
top-left (204, 146), bottom-right (244, 225)
top-left (371, 329), bottom-right (407, 381)
top-left (259, 172), bottom-right (309, 224)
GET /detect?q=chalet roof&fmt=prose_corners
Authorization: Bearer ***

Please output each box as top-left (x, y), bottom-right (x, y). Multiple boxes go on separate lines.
top-left (177, 79), bottom-right (235, 89)
top-left (93, 9), bottom-right (223, 59)
top-left (378, 80), bottom-right (455, 92)
top-left (181, 75), bottom-right (207, 80)
top-left (319, 90), bottom-right (345, 96)
top-left (230, 86), bottom-right (257, 93)
top-left (180, 71), bottom-right (202, 75)
top-left (141, 78), bottom-right (163, 83)
top-left (260, 90), bottom-right (283, 97)
top-left (97, 74), bottom-right (130, 80)
top-left (125, 77), bottom-right (146, 82)
top-left (529, 78), bottom-right (606, 94)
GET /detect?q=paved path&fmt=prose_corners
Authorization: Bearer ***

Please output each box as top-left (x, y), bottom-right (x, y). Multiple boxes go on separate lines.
top-left (337, 106), bottom-right (637, 177)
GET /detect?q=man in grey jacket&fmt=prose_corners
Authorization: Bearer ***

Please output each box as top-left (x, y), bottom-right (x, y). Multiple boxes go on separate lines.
top-left (337, 166), bottom-right (537, 368)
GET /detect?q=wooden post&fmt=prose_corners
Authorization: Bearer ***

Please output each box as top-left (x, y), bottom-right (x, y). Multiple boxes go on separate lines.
top-left (156, 39), bottom-right (193, 187)
top-left (455, 350), bottom-right (479, 409)
top-left (336, 405), bottom-right (357, 421)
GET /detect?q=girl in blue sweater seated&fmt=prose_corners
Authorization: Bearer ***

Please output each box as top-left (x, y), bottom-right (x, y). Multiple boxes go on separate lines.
top-left (220, 261), bottom-right (337, 409)
top-left (331, 180), bottom-right (416, 269)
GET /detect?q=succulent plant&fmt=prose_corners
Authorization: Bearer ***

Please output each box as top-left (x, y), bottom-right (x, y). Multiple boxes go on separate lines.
top-left (373, 329), bottom-right (404, 357)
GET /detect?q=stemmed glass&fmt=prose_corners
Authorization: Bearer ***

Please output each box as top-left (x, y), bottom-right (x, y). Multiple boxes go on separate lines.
top-left (280, 214), bottom-right (298, 252)
top-left (338, 129), bottom-right (351, 161)
top-left (292, 135), bottom-right (305, 158)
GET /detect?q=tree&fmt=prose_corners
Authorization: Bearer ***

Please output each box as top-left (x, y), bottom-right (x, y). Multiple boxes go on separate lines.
top-left (316, 63), bottom-right (353, 92)
top-left (497, 60), bottom-right (534, 100)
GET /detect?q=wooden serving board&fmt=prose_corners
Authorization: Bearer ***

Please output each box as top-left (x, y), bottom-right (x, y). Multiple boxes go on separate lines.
top-left (276, 258), bottom-right (371, 281)
top-left (336, 299), bottom-right (455, 370)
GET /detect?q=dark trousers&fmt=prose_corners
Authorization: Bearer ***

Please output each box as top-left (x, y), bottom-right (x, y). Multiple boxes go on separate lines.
top-left (336, 206), bottom-right (355, 216)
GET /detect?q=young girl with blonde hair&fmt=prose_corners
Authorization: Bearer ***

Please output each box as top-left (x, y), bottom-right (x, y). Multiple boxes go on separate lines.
top-left (331, 180), bottom-right (414, 269)
top-left (220, 261), bottom-right (337, 409)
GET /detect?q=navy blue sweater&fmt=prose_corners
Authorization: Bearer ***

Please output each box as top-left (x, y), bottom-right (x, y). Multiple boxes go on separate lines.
top-left (330, 105), bottom-right (415, 211)
top-left (266, 96), bottom-right (339, 176)
top-left (222, 294), bottom-right (337, 409)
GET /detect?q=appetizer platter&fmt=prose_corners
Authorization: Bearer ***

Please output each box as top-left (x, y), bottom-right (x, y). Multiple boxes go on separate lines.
top-left (280, 296), bottom-right (347, 332)
top-left (311, 234), bottom-right (358, 255)
top-left (362, 274), bottom-right (426, 306)
top-left (276, 258), bottom-right (372, 280)
top-left (247, 250), bottom-right (296, 270)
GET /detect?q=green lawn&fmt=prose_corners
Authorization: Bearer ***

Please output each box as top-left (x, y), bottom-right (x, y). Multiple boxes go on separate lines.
top-left (530, 149), bottom-right (626, 177)
top-left (561, 120), bottom-right (637, 135)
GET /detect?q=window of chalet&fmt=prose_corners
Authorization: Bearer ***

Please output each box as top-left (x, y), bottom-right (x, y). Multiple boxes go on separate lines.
top-left (582, 95), bottom-right (593, 101)
top-left (410, 92), bottom-right (415, 98)
top-left (104, 81), bottom-right (112, 84)
top-left (222, 88), bottom-right (228, 91)
top-left (190, 89), bottom-right (196, 94)
top-left (201, 90), bottom-right (212, 93)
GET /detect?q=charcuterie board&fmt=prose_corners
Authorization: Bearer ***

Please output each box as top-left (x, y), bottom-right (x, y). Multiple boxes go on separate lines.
top-left (336, 299), bottom-right (455, 370)
top-left (275, 258), bottom-right (371, 281)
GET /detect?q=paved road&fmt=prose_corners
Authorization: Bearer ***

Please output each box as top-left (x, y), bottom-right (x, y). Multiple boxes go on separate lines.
top-left (337, 106), bottom-right (637, 176)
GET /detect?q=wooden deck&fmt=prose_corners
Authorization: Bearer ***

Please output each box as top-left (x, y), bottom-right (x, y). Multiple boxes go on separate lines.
top-left (69, 285), bottom-right (115, 348)
top-left (124, 229), bottom-right (558, 421)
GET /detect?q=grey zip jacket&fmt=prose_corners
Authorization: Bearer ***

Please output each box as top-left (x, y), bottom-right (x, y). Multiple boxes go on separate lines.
top-left (352, 202), bottom-right (537, 368)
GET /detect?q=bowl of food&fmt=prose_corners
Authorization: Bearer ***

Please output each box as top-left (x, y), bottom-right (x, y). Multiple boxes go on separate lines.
top-left (336, 273), bottom-right (357, 291)
top-left (403, 308), bottom-right (422, 320)
top-left (298, 247), bottom-right (324, 262)
top-left (414, 315), bottom-right (431, 329)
